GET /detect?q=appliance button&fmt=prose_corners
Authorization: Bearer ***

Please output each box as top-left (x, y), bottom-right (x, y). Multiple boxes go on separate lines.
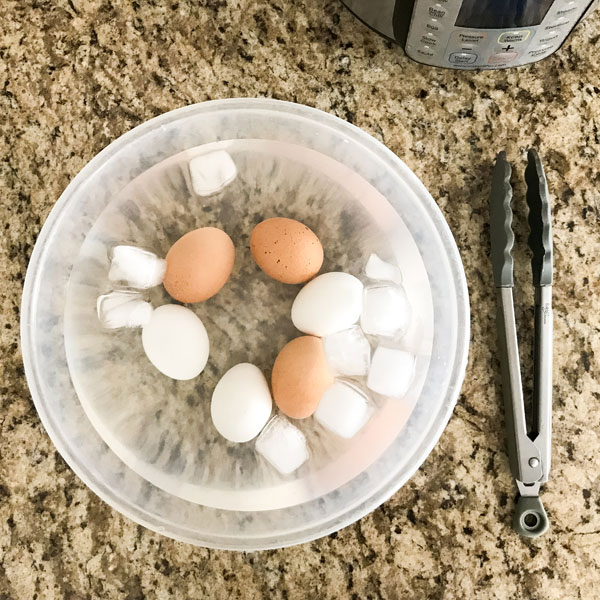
top-left (498, 30), bottom-right (531, 44)
top-left (427, 4), bottom-right (448, 19)
top-left (425, 19), bottom-right (445, 33)
top-left (417, 45), bottom-right (436, 58)
top-left (545, 17), bottom-right (570, 29)
top-left (420, 32), bottom-right (440, 46)
top-left (527, 45), bottom-right (553, 57)
top-left (488, 52), bottom-right (519, 64)
top-left (556, 2), bottom-right (578, 15)
top-left (454, 31), bottom-right (487, 45)
top-left (538, 30), bottom-right (561, 43)
top-left (448, 52), bottom-right (478, 65)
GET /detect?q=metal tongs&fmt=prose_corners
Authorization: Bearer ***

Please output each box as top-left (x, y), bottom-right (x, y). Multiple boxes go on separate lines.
top-left (489, 149), bottom-right (553, 538)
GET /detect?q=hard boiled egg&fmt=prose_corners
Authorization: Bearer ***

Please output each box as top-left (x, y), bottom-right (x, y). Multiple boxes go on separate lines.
top-left (271, 336), bottom-right (334, 419)
top-left (163, 227), bottom-right (235, 303)
top-left (211, 363), bottom-right (273, 443)
top-left (142, 304), bottom-right (209, 380)
top-left (250, 217), bottom-right (323, 284)
top-left (291, 272), bottom-right (363, 337)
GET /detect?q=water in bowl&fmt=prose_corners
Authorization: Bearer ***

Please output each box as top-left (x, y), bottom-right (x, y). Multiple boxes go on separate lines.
top-left (64, 139), bottom-right (433, 511)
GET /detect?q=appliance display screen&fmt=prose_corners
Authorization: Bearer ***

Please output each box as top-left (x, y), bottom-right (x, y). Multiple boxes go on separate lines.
top-left (455, 0), bottom-right (555, 28)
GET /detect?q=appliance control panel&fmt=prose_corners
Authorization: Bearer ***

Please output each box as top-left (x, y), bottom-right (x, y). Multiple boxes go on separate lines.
top-left (404, 0), bottom-right (594, 69)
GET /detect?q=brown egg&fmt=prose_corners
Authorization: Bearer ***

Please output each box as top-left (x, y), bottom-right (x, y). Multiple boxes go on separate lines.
top-left (250, 217), bottom-right (324, 284)
top-left (163, 227), bottom-right (235, 303)
top-left (271, 336), bottom-right (334, 419)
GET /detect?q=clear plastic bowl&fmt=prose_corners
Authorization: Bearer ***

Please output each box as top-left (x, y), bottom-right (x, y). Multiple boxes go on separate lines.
top-left (21, 99), bottom-right (469, 550)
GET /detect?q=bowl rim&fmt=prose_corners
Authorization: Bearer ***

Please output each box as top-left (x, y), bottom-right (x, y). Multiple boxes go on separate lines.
top-left (21, 98), bottom-right (470, 549)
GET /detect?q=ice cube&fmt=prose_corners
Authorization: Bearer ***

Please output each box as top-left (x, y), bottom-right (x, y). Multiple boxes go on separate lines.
top-left (367, 345), bottom-right (415, 398)
top-left (315, 381), bottom-right (374, 439)
top-left (255, 416), bottom-right (309, 475)
top-left (365, 253), bottom-right (402, 285)
top-left (188, 150), bottom-right (237, 196)
top-left (360, 284), bottom-right (412, 338)
top-left (108, 245), bottom-right (166, 289)
top-left (97, 290), bottom-right (153, 329)
top-left (323, 326), bottom-right (371, 376)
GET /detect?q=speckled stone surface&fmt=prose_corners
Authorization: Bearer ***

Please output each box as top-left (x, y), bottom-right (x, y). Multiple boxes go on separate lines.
top-left (1, 1), bottom-right (600, 598)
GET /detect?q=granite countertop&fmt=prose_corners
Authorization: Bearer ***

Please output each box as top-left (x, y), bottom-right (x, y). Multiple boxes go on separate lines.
top-left (1, 1), bottom-right (599, 598)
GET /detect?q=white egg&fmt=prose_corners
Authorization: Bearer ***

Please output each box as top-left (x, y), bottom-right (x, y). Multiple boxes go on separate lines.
top-left (211, 363), bottom-right (273, 443)
top-left (291, 272), bottom-right (363, 337)
top-left (141, 304), bottom-right (209, 380)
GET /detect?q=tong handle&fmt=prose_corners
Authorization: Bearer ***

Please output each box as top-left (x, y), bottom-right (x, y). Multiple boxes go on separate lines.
top-left (532, 268), bottom-right (553, 483)
top-left (526, 148), bottom-right (553, 483)
top-left (496, 288), bottom-right (544, 484)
